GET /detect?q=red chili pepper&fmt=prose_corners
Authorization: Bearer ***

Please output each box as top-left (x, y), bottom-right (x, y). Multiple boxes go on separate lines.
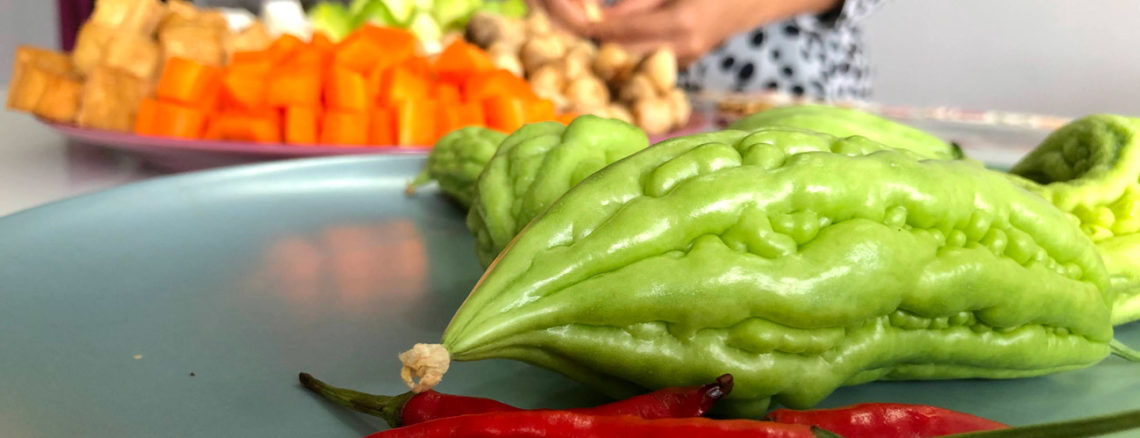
top-left (361, 411), bottom-right (821, 438)
top-left (298, 372), bottom-right (733, 428)
top-left (765, 403), bottom-right (1009, 438)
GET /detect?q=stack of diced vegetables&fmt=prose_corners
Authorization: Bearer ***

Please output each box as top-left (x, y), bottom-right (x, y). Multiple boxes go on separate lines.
top-left (137, 25), bottom-right (565, 146)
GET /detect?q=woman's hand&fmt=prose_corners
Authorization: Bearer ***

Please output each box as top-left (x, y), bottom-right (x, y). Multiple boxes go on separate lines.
top-left (532, 0), bottom-right (841, 68)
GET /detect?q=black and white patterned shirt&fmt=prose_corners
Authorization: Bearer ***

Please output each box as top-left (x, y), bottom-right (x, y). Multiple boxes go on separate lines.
top-left (678, 0), bottom-right (885, 101)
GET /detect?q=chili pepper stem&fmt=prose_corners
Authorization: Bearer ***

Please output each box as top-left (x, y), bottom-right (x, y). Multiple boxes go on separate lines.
top-left (1110, 339), bottom-right (1140, 362)
top-left (405, 171), bottom-right (432, 196)
top-left (399, 344), bottom-right (450, 393)
top-left (943, 407), bottom-right (1140, 437)
top-left (298, 372), bottom-right (412, 428)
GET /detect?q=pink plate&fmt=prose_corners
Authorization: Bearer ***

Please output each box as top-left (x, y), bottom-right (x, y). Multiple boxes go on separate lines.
top-left (43, 113), bottom-right (710, 172)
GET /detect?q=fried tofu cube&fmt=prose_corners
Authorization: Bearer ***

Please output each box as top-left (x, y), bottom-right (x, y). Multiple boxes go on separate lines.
top-left (159, 25), bottom-right (224, 67)
top-left (160, 6), bottom-right (226, 33)
top-left (76, 66), bottom-right (147, 132)
top-left (164, 0), bottom-right (199, 20)
top-left (225, 22), bottom-right (272, 61)
top-left (7, 46), bottom-right (74, 111)
top-left (32, 73), bottom-right (84, 123)
top-left (72, 22), bottom-right (116, 77)
top-left (104, 33), bottom-right (162, 81)
top-left (90, 0), bottom-right (166, 35)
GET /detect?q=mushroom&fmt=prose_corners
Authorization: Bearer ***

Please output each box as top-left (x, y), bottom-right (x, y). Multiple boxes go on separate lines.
top-left (593, 42), bottom-right (636, 83)
top-left (492, 52), bottom-right (524, 77)
top-left (619, 73), bottom-right (657, 103)
top-left (567, 40), bottom-right (597, 60)
top-left (633, 97), bottom-right (674, 136)
top-left (465, 12), bottom-right (525, 49)
top-left (667, 88), bottom-right (692, 128)
top-left (549, 93), bottom-right (572, 113)
top-left (639, 48), bottom-right (678, 94)
top-left (529, 64), bottom-right (565, 101)
top-left (487, 41), bottom-right (517, 58)
top-left (520, 35), bottom-right (566, 73)
top-left (565, 75), bottom-right (610, 113)
top-left (602, 103), bottom-right (634, 124)
top-left (525, 10), bottom-right (553, 37)
top-left (561, 53), bottom-right (590, 80)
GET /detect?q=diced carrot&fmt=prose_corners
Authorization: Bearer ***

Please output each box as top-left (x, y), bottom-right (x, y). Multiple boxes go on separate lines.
top-left (434, 39), bottom-right (494, 85)
top-left (365, 67), bottom-right (388, 103)
top-left (310, 31), bottom-right (335, 53)
top-left (227, 58), bottom-right (274, 76)
top-left (457, 101), bottom-right (485, 128)
top-left (554, 112), bottom-right (580, 125)
top-left (526, 98), bottom-right (556, 123)
top-left (197, 74), bottom-right (223, 112)
top-left (156, 57), bottom-right (223, 108)
top-left (231, 49), bottom-right (271, 64)
top-left (464, 69), bottom-right (535, 102)
top-left (142, 100), bottom-right (207, 139)
top-left (483, 95), bottom-right (528, 133)
top-left (221, 70), bottom-right (268, 110)
top-left (437, 104), bottom-right (462, 139)
top-left (349, 25), bottom-right (416, 72)
top-left (267, 66), bottom-right (323, 107)
top-left (325, 66), bottom-right (369, 111)
top-left (284, 106), bottom-right (320, 144)
top-left (333, 36), bottom-right (384, 73)
top-left (354, 25), bottom-right (417, 49)
top-left (395, 98), bottom-right (438, 146)
top-left (433, 82), bottom-right (461, 106)
top-left (369, 107), bottom-right (395, 145)
top-left (283, 46), bottom-right (328, 70)
top-left (267, 34), bottom-right (305, 65)
top-left (134, 98), bottom-right (161, 136)
top-left (400, 56), bottom-right (433, 78)
top-left (379, 67), bottom-right (431, 106)
top-left (320, 110), bottom-right (369, 146)
top-left (203, 111), bottom-right (281, 143)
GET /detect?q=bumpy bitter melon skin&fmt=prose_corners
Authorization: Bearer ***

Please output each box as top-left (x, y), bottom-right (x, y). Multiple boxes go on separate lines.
top-left (1011, 114), bottom-right (1140, 325)
top-left (466, 115), bottom-right (649, 267)
top-left (728, 104), bottom-right (962, 160)
top-left (407, 127), bottom-right (507, 208)
top-left (441, 128), bottom-right (1113, 417)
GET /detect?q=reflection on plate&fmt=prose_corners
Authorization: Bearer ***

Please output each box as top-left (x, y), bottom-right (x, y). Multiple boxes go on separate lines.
top-left (3, 155), bottom-right (1139, 438)
top-left (44, 113), bottom-right (710, 172)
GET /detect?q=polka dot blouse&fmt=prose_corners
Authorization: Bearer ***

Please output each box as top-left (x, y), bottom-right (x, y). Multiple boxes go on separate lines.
top-left (678, 0), bottom-right (884, 101)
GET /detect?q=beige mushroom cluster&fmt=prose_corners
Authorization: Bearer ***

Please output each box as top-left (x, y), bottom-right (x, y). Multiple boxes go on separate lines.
top-left (465, 11), bottom-right (691, 135)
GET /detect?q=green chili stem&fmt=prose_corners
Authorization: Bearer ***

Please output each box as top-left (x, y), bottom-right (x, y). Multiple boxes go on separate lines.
top-left (944, 407), bottom-right (1140, 437)
top-left (405, 171), bottom-right (434, 195)
top-left (1111, 339), bottom-right (1140, 362)
top-left (298, 372), bottom-right (411, 428)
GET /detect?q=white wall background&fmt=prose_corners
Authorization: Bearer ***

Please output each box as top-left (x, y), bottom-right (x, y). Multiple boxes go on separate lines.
top-left (863, 0), bottom-right (1140, 118)
top-left (0, 0), bottom-right (58, 85)
top-left (1, 0), bottom-right (1139, 119)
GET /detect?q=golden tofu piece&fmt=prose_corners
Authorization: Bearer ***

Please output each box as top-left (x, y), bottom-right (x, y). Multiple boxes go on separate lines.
top-left (90, 0), bottom-right (166, 35)
top-left (160, 6), bottom-right (226, 33)
top-left (159, 25), bottom-right (224, 67)
top-left (72, 22), bottom-right (116, 77)
top-left (104, 33), bottom-right (161, 81)
top-left (32, 73), bottom-right (84, 123)
top-left (164, 0), bottom-right (199, 20)
top-left (7, 45), bottom-right (73, 111)
top-left (76, 66), bottom-right (147, 132)
top-left (196, 11), bottom-right (230, 31)
top-left (225, 22), bottom-right (272, 61)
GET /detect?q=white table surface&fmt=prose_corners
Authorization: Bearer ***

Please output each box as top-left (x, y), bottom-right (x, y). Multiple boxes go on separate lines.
top-left (0, 108), bottom-right (162, 217)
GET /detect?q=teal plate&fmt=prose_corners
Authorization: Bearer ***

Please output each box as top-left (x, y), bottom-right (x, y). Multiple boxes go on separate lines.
top-left (2, 154), bottom-right (1140, 437)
